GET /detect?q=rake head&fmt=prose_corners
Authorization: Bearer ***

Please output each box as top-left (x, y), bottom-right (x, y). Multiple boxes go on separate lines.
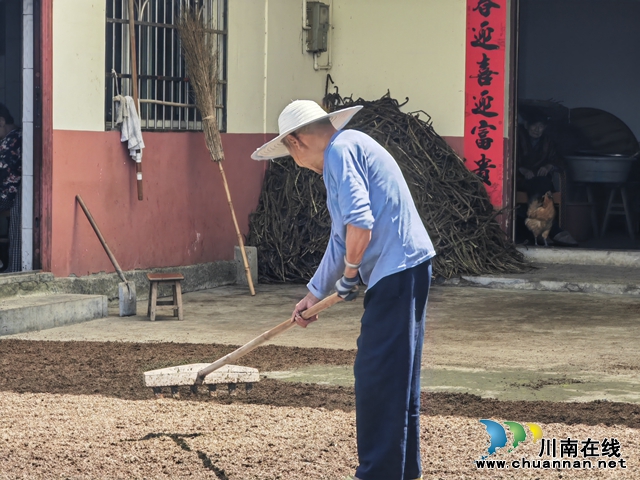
top-left (144, 364), bottom-right (259, 399)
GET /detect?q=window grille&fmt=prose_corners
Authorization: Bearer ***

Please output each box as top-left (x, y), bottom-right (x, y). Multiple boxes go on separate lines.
top-left (105, 0), bottom-right (227, 131)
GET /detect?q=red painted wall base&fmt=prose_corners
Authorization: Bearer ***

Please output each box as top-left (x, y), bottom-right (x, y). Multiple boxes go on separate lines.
top-left (51, 130), bottom-right (272, 277)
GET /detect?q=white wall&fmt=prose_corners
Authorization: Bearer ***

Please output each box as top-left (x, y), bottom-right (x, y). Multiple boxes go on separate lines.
top-left (226, 0), bottom-right (467, 137)
top-left (264, 0), bottom-right (326, 131)
top-left (52, 0), bottom-right (105, 131)
top-left (226, 0), bottom-right (269, 134)
top-left (331, 0), bottom-right (466, 138)
top-left (518, 0), bottom-right (640, 140)
top-left (226, 0), bottom-right (325, 134)
top-left (49, 0), bottom-right (468, 137)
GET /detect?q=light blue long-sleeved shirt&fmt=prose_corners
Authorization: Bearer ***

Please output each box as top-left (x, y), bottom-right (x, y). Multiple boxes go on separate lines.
top-left (307, 129), bottom-right (436, 299)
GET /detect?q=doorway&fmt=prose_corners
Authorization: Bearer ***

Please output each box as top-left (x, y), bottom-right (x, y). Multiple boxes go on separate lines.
top-left (514, 0), bottom-right (640, 250)
top-left (0, 0), bottom-right (38, 273)
top-left (0, 0), bottom-right (23, 272)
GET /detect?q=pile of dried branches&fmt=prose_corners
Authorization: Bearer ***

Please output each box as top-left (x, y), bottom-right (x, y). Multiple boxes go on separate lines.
top-left (247, 92), bottom-right (528, 282)
top-left (247, 160), bottom-right (330, 283)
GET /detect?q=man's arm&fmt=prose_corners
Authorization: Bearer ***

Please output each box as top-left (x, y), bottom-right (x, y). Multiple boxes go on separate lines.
top-left (294, 232), bottom-right (343, 328)
top-left (293, 142), bottom-right (373, 328)
top-left (294, 224), bottom-right (371, 328)
top-left (343, 224), bottom-right (371, 278)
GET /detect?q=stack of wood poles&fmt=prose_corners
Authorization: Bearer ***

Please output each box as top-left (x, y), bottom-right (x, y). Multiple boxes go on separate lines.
top-left (177, 4), bottom-right (255, 295)
top-left (247, 91), bottom-right (529, 282)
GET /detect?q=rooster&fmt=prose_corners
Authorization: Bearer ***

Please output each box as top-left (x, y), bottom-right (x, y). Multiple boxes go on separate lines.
top-left (525, 191), bottom-right (555, 246)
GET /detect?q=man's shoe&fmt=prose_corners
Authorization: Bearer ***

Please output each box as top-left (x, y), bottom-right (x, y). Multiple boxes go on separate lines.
top-left (553, 230), bottom-right (578, 246)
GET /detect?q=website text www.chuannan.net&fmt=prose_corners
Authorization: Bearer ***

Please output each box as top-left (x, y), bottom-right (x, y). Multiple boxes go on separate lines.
top-left (475, 458), bottom-right (627, 470)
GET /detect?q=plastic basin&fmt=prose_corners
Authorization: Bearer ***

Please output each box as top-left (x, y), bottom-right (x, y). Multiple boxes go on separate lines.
top-left (565, 155), bottom-right (637, 183)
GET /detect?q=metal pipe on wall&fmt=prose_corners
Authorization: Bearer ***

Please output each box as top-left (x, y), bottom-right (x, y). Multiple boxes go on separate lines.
top-left (21, 0), bottom-right (35, 271)
top-left (302, 0), bottom-right (310, 29)
top-left (263, 0), bottom-right (269, 134)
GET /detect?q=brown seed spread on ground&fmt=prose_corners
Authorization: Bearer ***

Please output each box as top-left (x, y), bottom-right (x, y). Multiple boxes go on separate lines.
top-left (0, 340), bottom-right (638, 478)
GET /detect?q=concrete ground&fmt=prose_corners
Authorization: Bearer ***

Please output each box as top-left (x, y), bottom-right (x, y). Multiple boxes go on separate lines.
top-left (7, 283), bottom-right (640, 404)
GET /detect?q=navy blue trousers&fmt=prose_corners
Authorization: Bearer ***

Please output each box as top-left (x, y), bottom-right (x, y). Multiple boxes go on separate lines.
top-left (354, 259), bottom-right (432, 480)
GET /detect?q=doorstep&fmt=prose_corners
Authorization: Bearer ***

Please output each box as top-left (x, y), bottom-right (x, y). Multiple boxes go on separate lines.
top-left (518, 246), bottom-right (640, 267)
top-left (0, 271), bottom-right (56, 297)
top-left (443, 247), bottom-right (640, 296)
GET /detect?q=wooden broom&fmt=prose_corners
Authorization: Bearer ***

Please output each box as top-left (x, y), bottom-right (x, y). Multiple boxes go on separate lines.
top-left (178, 5), bottom-right (255, 296)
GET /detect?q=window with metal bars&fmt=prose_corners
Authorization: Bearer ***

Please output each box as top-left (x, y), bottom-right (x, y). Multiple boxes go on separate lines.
top-left (105, 0), bottom-right (227, 131)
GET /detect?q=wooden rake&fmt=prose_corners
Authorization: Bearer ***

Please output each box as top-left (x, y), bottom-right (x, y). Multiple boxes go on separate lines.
top-left (143, 293), bottom-right (345, 398)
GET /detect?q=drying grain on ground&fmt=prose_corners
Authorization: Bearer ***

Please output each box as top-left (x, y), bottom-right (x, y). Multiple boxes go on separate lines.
top-left (0, 340), bottom-right (639, 478)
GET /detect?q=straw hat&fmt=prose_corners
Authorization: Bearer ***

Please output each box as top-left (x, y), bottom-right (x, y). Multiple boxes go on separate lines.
top-left (251, 100), bottom-right (362, 160)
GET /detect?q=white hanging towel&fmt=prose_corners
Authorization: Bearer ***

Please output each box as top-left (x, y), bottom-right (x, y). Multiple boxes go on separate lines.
top-left (114, 95), bottom-right (145, 164)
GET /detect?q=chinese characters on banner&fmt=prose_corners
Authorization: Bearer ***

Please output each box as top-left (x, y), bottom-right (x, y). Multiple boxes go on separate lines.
top-left (464, 0), bottom-right (506, 207)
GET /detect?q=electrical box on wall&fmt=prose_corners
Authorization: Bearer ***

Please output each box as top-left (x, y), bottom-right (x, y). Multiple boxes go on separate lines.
top-left (306, 1), bottom-right (329, 53)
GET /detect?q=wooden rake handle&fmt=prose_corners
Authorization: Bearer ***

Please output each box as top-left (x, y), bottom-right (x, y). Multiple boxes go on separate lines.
top-left (195, 292), bottom-right (345, 383)
top-left (128, 0), bottom-right (143, 201)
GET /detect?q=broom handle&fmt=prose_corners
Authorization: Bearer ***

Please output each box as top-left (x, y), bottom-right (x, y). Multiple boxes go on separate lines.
top-left (128, 0), bottom-right (143, 201)
top-left (196, 293), bottom-right (344, 383)
top-left (217, 161), bottom-right (256, 296)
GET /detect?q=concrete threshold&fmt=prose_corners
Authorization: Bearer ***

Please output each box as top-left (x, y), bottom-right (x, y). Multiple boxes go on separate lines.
top-left (518, 246), bottom-right (640, 267)
top-left (445, 247), bottom-right (640, 296)
top-left (449, 262), bottom-right (640, 296)
top-left (0, 271), bottom-right (55, 285)
top-left (0, 294), bottom-right (108, 336)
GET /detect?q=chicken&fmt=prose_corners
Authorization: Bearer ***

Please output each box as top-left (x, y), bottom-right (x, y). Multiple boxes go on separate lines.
top-left (525, 191), bottom-right (555, 246)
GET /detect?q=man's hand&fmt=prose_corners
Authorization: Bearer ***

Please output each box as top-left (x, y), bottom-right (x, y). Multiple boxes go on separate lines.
top-left (292, 292), bottom-right (321, 328)
top-left (519, 167), bottom-right (534, 180)
top-left (335, 274), bottom-right (359, 301)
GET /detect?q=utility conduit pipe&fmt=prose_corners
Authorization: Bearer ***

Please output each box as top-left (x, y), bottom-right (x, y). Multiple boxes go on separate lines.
top-left (263, 0), bottom-right (269, 135)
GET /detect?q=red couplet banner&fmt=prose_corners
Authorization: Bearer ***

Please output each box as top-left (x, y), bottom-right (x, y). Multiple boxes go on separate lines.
top-left (464, 0), bottom-right (507, 208)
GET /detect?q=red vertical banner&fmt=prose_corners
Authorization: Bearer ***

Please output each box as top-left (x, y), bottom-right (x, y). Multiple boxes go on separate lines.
top-left (464, 0), bottom-right (507, 208)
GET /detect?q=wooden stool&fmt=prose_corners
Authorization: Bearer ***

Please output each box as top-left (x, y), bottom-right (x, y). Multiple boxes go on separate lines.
top-left (147, 273), bottom-right (184, 321)
top-left (601, 184), bottom-right (635, 241)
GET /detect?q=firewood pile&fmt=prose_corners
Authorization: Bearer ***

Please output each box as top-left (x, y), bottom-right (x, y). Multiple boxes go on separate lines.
top-left (247, 92), bottom-right (529, 282)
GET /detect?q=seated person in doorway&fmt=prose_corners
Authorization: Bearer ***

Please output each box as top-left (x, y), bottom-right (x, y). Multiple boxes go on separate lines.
top-left (515, 108), bottom-right (577, 246)
top-left (0, 103), bottom-right (22, 272)
top-left (516, 109), bottom-right (563, 188)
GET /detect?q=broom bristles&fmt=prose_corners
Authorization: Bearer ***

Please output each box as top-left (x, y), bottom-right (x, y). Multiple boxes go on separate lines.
top-left (178, 4), bottom-right (224, 162)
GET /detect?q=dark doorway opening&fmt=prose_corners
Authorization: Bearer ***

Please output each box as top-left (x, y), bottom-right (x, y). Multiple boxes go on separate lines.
top-left (514, 0), bottom-right (640, 250)
top-left (0, 0), bottom-right (23, 272)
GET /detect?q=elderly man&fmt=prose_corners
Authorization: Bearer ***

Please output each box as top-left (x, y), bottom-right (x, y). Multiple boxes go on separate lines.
top-left (252, 100), bottom-right (435, 480)
top-left (515, 108), bottom-right (577, 246)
